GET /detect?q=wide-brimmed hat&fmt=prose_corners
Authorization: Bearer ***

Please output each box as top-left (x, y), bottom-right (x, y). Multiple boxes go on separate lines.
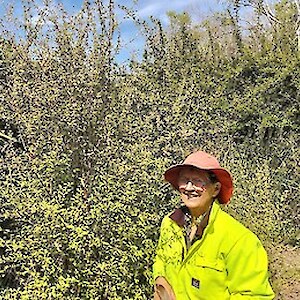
top-left (164, 151), bottom-right (233, 204)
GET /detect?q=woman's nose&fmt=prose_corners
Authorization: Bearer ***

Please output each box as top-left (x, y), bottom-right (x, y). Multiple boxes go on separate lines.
top-left (185, 181), bottom-right (194, 190)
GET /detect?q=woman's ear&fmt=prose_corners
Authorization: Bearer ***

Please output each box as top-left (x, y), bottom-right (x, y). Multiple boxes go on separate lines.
top-left (213, 182), bottom-right (221, 198)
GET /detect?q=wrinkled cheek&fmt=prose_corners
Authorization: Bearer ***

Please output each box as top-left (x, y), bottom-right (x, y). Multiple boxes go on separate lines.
top-left (178, 186), bottom-right (186, 193)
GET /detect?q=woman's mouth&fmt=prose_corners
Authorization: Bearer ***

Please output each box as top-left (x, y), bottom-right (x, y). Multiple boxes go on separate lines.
top-left (183, 192), bottom-right (200, 199)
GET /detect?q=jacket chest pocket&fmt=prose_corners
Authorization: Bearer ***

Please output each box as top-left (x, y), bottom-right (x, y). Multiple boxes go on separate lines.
top-left (185, 254), bottom-right (228, 296)
top-left (194, 255), bottom-right (225, 272)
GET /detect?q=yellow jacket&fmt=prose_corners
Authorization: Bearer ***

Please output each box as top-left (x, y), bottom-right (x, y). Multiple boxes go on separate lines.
top-left (153, 202), bottom-right (275, 299)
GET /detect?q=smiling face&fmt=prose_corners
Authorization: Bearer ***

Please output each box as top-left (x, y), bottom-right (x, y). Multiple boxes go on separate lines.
top-left (178, 167), bottom-right (221, 217)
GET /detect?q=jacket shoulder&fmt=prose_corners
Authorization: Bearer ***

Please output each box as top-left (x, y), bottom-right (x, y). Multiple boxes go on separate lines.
top-left (215, 208), bottom-right (260, 245)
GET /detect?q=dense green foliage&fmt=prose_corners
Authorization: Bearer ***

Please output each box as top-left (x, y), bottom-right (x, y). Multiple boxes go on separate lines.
top-left (0, 0), bottom-right (299, 299)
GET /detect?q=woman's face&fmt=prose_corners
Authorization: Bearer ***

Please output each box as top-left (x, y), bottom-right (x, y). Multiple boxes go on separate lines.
top-left (178, 167), bottom-right (221, 217)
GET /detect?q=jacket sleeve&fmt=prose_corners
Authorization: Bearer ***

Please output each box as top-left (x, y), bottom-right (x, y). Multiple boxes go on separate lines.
top-left (153, 216), bottom-right (168, 282)
top-left (226, 233), bottom-right (275, 299)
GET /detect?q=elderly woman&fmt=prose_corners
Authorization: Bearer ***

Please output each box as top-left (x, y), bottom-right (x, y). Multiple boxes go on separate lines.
top-left (153, 150), bottom-right (274, 300)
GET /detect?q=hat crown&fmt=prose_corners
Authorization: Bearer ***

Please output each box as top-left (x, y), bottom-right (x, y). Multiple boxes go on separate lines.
top-left (184, 151), bottom-right (220, 169)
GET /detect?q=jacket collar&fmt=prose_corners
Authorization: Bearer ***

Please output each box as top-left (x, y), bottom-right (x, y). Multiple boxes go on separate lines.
top-left (169, 203), bottom-right (216, 238)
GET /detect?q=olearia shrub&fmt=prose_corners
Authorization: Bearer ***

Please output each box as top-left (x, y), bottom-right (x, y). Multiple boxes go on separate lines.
top-left (0, 0), bottom-right (299, 298)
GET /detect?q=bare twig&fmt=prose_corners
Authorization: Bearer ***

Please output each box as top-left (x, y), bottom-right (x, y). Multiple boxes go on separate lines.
top-left (0, 132), bottom-right (18, 142)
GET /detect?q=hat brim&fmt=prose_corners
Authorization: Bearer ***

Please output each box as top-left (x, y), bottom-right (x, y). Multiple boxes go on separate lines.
top-left (164, 164), bottom-right (233, 204)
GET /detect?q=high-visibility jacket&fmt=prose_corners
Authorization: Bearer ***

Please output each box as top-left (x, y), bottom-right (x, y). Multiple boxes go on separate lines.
top-left (153, 202), bottom-right (275, 299)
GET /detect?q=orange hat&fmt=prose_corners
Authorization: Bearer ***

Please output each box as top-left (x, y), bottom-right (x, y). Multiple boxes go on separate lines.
top-left (164, 151), bottom-right (233, 204)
